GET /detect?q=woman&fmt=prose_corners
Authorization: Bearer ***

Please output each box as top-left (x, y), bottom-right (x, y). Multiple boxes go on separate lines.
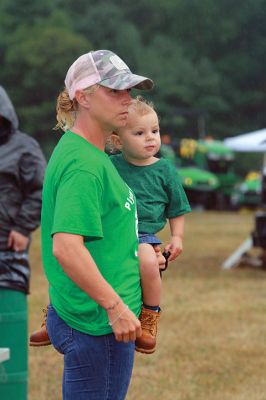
top-left (41, 50), bottom-right (154, 399)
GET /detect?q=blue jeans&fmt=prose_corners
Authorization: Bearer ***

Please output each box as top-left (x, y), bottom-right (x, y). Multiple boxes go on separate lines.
top-left (138, 232), bottom-right (161, 245)
top-left (47, 305), bottom-right (135, 400)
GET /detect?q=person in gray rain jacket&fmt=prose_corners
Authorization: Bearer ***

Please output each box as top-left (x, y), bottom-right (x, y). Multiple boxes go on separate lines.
top-left (0, 87), bottom-right (46, 399)
top-left (0, 86), bottom-right (46, 294)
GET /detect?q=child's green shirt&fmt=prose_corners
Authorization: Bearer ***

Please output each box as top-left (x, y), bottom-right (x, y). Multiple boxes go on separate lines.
top-left (110, 154), bottom-right (191, 234)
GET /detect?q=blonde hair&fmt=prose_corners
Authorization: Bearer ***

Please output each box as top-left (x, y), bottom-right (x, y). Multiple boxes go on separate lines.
top-left (128, 95), bottom-right (154, 116)
top-left (115, 95), bottom-right (156, 134)
top-left (107, 96), bottom-right (156, 153)
top-left (55, 85), bottom-right (99, 131)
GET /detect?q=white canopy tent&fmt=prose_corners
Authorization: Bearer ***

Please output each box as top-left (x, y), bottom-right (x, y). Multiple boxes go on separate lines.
top-left (222, 128), bottom-right (266, 269)
top-left (224, 127), bottom-right (266, 185)
top-left (224, 128), bottom-right (266, 153)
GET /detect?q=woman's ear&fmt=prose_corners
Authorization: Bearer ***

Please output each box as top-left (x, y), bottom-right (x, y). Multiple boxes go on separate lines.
top-left (111, 133), bottom-right (123, 150)
top-left (75, 89), bottom-right (91, 109)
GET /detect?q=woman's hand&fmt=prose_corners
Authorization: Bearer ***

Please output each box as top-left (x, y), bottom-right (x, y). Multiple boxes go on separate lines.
top-left (107, 303), bottom-right (142, 343)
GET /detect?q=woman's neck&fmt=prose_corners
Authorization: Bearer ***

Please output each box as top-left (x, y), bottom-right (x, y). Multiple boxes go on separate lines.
top-left (71, 119), bottom-right (108, 151)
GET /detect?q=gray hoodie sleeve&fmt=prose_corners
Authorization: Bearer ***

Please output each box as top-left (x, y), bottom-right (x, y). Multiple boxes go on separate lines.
top-left (12, 140), bottom-right (47, 236)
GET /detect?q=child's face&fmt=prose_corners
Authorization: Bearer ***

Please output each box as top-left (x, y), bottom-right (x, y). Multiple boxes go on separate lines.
top-left (114, 110), bottom-right (161, 162)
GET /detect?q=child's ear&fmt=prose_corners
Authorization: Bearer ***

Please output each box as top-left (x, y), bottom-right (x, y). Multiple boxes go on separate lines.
top-left (111, 133), bottom-right (123, 150)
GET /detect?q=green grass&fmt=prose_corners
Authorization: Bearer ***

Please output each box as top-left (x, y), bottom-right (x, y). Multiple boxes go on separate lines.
top-left (28, 211), bottom-right (266, 400)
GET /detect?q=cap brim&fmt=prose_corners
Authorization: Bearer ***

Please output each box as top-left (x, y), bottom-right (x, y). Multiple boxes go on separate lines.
top-left (99, 72), bottom-right (154, 91)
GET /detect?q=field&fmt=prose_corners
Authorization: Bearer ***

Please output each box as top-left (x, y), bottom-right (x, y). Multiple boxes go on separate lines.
top-left (28, 211), bottom-right (266, 400)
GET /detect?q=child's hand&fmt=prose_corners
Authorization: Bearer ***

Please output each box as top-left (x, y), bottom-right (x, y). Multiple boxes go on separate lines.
top-left (153, 245), bottom-right (167, 268)
top-left (164, 235), bottom-right (183, 261)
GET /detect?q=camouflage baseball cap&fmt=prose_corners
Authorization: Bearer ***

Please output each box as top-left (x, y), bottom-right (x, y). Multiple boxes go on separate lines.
top-left (65, 50), bottom-right (154, 100)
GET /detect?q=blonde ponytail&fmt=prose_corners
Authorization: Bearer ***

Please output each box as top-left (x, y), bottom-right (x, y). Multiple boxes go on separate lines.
top-left (54, 88), bottom-right (78, 131)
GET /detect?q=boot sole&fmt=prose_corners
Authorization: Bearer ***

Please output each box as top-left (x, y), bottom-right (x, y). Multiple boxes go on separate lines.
top-left (29, 341), bottom-right (51, 347)
top-left (135, 346), bottom-right (156, 354)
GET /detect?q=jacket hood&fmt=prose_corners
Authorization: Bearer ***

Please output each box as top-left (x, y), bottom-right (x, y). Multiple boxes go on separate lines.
top-left (0, 86), bottom-right (19, 132)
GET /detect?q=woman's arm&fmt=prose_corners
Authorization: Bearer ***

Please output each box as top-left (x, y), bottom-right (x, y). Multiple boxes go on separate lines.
top-left (53, 232), bottom-right (141, 342)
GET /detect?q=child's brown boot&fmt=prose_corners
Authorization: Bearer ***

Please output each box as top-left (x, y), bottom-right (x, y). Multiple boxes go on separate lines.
top-left (29, 306), bottom-right (51, 346)
top-left (135, 306), bottom-right (161, 354)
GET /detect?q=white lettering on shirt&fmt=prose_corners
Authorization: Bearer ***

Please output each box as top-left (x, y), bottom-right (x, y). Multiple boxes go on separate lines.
top-left (124, 188), bottom-right (135, 211)
top-left (125, 202), bottom-right (131, 211)
top-left (124, 187), bottom-right (138, 239)
top-left (135, 209), bottom-right (139, 239)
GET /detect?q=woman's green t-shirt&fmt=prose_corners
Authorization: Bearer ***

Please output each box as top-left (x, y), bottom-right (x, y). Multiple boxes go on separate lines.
top-left (41, 131), bottom-right (141, 335)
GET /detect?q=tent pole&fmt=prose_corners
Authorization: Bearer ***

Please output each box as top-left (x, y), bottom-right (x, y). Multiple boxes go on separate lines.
top-left (261, 153), bottom-right (266, 208)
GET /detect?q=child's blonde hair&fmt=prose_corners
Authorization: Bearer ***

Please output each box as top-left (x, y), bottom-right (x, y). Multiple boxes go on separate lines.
top-left (127, 95), bottom-right (154, 116)
top-left (106, 96), bottom-right (156, 153)
top-left (54, 85), bottom-right (99, 131)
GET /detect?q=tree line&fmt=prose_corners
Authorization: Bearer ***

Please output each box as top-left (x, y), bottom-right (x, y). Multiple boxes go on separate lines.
top-left (0, 0), bottom-right (265, 168)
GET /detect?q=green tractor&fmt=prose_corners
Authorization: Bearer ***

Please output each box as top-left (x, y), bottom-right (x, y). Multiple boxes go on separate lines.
top-left (178, 138), bottom-right (239, 209)
top-left (231, 171), bottom-right (262, 210)
top-left (177, 165), bottom-right (219, 209)
top-left (160, 141), bottom-right (220, 209)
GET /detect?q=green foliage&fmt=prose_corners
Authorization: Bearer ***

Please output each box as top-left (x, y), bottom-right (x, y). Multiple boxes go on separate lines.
top-left (1, 14), bottom-right (90, 151)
